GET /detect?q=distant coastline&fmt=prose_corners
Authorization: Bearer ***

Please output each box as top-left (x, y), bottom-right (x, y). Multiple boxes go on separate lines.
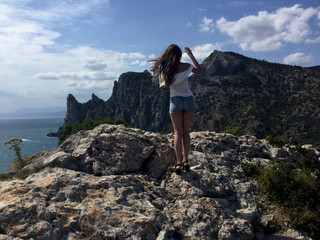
top-left (0, 107), bottom-right (66, 119)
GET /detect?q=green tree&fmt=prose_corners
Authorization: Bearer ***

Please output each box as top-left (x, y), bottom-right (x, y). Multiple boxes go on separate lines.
top-left (4, 138), bottom-right (23, 171)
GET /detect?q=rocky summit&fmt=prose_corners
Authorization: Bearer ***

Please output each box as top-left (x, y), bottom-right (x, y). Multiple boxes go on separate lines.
top-left (1, 124), bottom-right (318, 240)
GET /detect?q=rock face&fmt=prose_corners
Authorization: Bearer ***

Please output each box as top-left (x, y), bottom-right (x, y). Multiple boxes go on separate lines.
top-left (0, 124), bottom-right (317, 240)
top-left (191, 51), bottom-right (320, 146)
top-left (64, 70), bottom-right (172, 133)
top-left (61, 51), bottom-right (320, 146)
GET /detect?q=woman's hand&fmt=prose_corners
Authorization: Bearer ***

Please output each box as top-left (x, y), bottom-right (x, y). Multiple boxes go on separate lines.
top-left (184, 47), bottom-right (194, 57)
top-left (184, 47), bottom-right (202, 75)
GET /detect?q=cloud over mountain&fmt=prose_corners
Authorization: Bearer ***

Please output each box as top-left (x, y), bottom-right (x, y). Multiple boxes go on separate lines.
top-left (216, 4), bottom-right (320, 51)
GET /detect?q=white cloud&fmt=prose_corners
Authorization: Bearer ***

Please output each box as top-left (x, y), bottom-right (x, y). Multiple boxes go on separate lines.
top-left (199, 17), bottom-right (215, 33)
top-left (139, 60), bottom-right (150, 67)
top-left (0, 20), bottom-right (61, 58)
top-left (84, 60), bottom-right (107, 71)
top-left (306, 37), bottom-right (320, 44)
top-left (129, 59), bottom-right (152, 67)
top-left (0, 1), bottom-right (148, 112)
top-left (216, 4), bottom-right (319, 51)
top-left (29, 46), bottom-right (147, 83)
top-left (66, 80), bottom-right (110, 90)
top-left (130, 60), bottom-right (140, 65)
top-left (182, 43), bottom-right (221, 63)
top-left (33, 72), bottom-right (60, 81)
top-left (34, 71), bottom-right (117, 81)
top-left (0, 0), bottom-right (111, 26)
top-left (122, 52), bottom-right (146, 59)
top-left (283, 52), bottom-right (313, 66)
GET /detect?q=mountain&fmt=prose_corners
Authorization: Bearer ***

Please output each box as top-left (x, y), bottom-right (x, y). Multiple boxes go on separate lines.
top-left (64, 70), bottom-right (171, 133)
top-left (60, 50), bottom-right (320, 146)
top-left (0, 107), bottom-right (66, 119)
top-left (191, 51), bottom-right (320, 146)
top-left (0, 124), bottom-right (317, 239)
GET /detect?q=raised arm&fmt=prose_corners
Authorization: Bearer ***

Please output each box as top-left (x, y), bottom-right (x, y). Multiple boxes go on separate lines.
top-left (184, 47), bottom-right (203, 75)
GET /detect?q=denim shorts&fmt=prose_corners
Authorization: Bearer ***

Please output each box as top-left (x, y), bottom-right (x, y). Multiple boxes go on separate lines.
top-left (169, 96), bottom-right (195, 114)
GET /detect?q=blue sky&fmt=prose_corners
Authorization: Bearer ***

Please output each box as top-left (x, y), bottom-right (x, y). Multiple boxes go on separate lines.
top-left (0, 0), bottom-right (319, 113)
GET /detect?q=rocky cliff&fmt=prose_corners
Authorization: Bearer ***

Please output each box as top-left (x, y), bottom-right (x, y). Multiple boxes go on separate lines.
top-left (64, 70), bottom-right (171, 133)
top-left (191, 51), bottom-right (320, 146)
top-left (61, 51), bottom-right (320, 146)
top-left (1, 124), bottom-right (318, 239)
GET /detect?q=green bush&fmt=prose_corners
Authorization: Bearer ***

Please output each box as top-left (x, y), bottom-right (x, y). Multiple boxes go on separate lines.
top-left (265, 135), bottom-right (289, 148)
top-left (223, 126), bottom-right (242, 136)
top-left (0, 172), bottom-right (14, 181)
top-left (243, 163), bottom-right (260, 178)
top-left (58, 117), bottom-right (130, 145)
top-left (258, 162), bottom-right (320, 239)
top-left (299, 156), bottom-right (316, 170)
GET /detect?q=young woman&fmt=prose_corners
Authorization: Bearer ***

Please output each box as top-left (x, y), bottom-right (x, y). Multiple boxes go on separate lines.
top-left (150, 44), bottom-right (202, 174)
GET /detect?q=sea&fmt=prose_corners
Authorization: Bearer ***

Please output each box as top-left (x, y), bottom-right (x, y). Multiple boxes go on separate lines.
top-left (0, 118), bottom-right (64, 174)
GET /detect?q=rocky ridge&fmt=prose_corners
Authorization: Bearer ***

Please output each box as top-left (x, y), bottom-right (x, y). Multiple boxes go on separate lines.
top-left (63, 69), bottom-right (171, 133)
top-left (192, 51), bottom-right (320, 146)
top-left (1, 124), bottom-right (318, 239)
top-left (59, 50), bottom-right (320, 146)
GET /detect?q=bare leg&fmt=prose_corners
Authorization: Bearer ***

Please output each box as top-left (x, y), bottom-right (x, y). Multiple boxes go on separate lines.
top-left (182, 112), bottom-right (194, 165)
top-left (170, 113), bottom-right (183, 170)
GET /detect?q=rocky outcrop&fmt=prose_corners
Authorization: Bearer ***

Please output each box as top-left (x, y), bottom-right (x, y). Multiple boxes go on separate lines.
top-left (64, 70), bottom-right (172, 133)
top-left (1, 124), bottom-right (317, 239)
top-left (65, 93), bottom-right (108, 124)
top-left (60, 51), bottom-right (320, 146)
top-left (191, 51), bottom-right (320, 146)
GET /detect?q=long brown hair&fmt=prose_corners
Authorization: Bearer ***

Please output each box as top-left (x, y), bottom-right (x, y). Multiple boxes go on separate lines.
top-left (150, 44), bottom-right (182, 87)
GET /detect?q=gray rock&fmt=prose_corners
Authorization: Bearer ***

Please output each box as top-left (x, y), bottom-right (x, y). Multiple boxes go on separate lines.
top-left (21, 124), bottom-right (175, 179)
top-left (1, 124), bottom-right (318, 239)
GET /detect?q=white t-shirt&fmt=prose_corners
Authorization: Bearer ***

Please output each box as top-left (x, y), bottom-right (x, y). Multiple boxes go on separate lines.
top-left (159, 64), bottom-right (194, 97)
